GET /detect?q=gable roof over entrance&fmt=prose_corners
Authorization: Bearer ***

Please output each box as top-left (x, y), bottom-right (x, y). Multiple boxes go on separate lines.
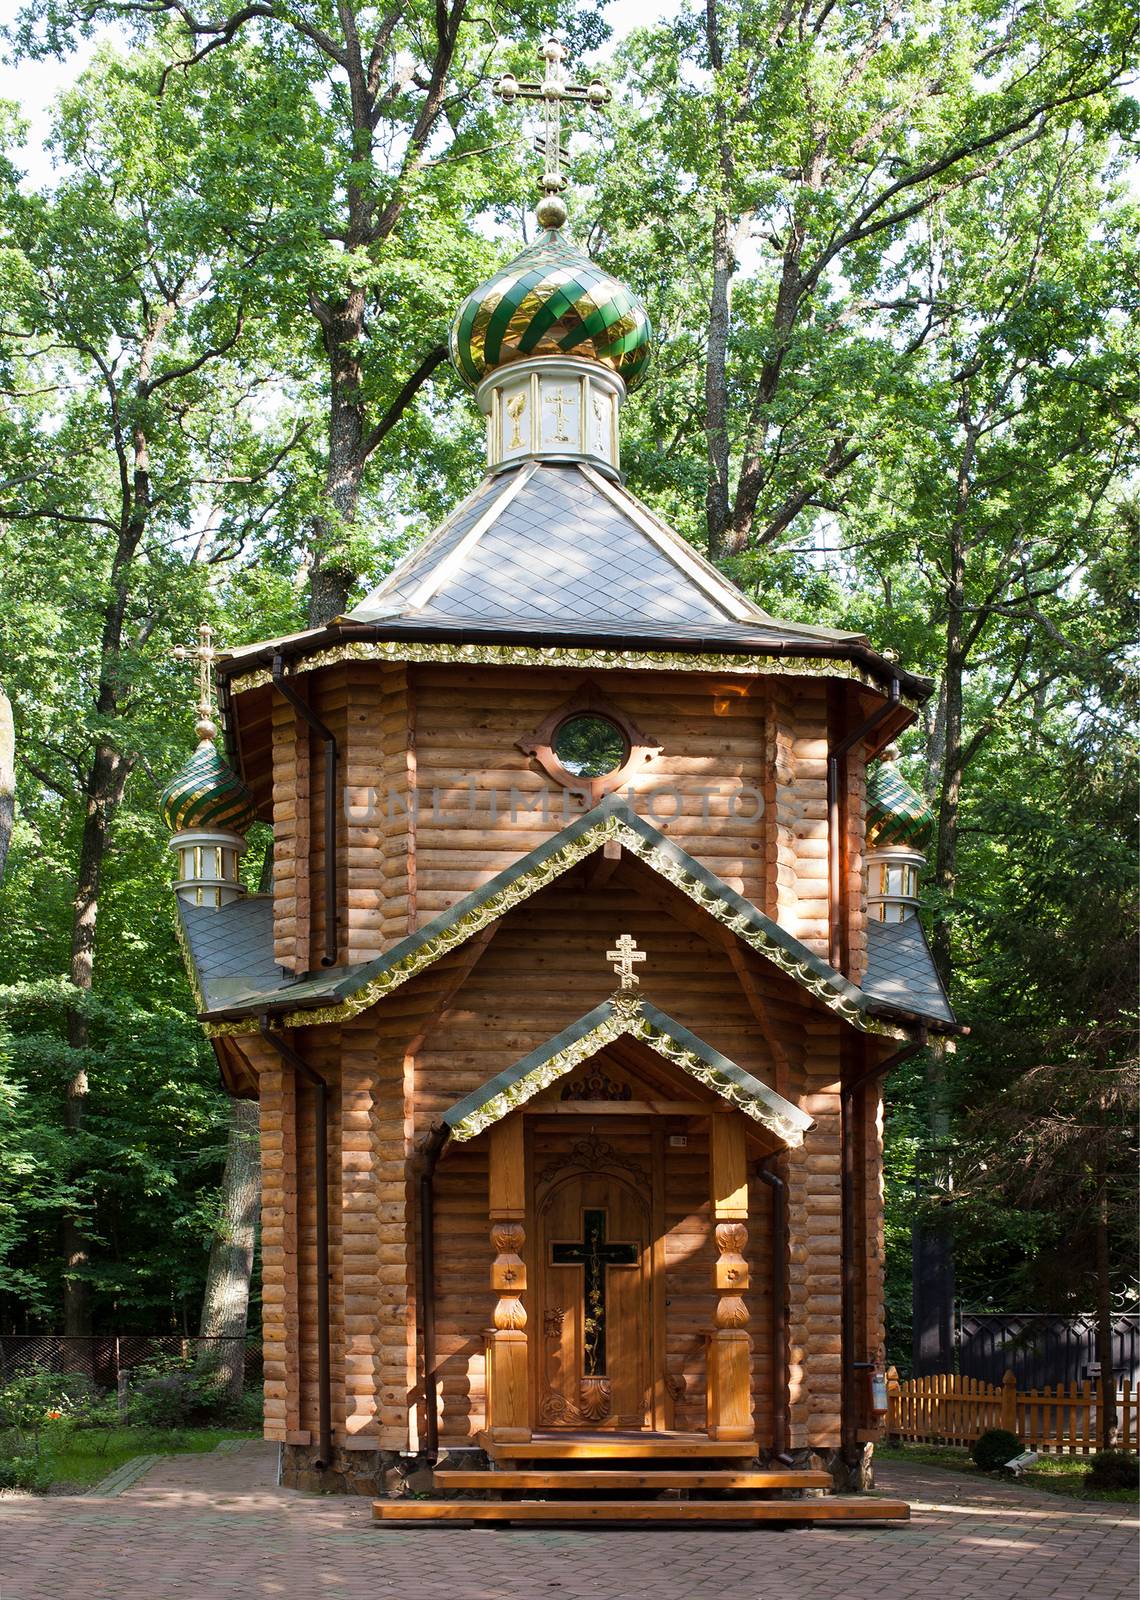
top-left (441, 995), bottom-right (815, 1146)
top-left (192, 799), bottom-right (955, 1038)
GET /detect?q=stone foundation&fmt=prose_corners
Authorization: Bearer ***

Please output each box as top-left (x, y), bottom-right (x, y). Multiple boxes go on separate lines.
top-left (280, 1440), bottom-right (876, 1495)
top-left (280, 1443), bottom-right (491, 1497)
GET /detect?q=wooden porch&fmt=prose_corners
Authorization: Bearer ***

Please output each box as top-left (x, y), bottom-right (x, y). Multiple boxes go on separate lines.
top-left (374, 1447), bottom-right (909, 1525)
top-left (475, 1054), bottom-right (777, 1453)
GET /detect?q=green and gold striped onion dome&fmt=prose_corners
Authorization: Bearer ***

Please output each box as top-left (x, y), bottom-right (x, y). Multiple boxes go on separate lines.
top-left (866, 760), bottom-right (934, 852)
top-left (450, 229), bottom-right (652, 392)
top-left (160, 739), bottom-right (256, 836)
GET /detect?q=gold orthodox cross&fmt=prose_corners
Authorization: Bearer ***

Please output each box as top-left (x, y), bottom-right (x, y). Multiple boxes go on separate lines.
top-left (173, 621), bottom-right (218, 738)
top-left (607, 933), bottom-right (646, 990)
top-left (494, 37), bottom-right (610, 196)
top-left (548, 386), bottom-right (571, 442)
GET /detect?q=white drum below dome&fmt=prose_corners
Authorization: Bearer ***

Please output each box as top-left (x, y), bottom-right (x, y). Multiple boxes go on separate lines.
top-left (477, 356), bottom-right (626, 479)
top-left (170, 828), bottom-right (248, 908)
top-left (866, 845), bottom-right (926, 923)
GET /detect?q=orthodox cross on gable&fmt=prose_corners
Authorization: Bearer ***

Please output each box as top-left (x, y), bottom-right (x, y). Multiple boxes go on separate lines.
top-left (172, 621), bottom-right (218, 740)
top-left (550, 1209), bottom-right (639, 1375)
top-left (494, 37), bottom-right (610, 198)
top-left (607, 933), bottom-right (646, 990)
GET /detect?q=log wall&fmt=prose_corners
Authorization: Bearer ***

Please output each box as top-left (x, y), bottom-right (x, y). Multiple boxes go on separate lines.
top-left (399, 664), bottom-right (772, 923)
top-left (764, 680), bottom-right (830, 958)
top-left (248, 656), bottom-right (899, 1459)
top-left (267, 660), bottom-right (879, 975)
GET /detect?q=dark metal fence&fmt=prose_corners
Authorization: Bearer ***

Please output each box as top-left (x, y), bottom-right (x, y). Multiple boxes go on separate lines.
top-left (957, 1312), bottom-right (1140, 1388)
top-left (0, 1334), bottom-right (262, 1389)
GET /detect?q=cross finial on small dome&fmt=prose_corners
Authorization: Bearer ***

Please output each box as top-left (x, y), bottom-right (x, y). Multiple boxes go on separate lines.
top-left (494, 36), bottom-right (611, 227)
top-left (172, 621), bottom-right (219, 743)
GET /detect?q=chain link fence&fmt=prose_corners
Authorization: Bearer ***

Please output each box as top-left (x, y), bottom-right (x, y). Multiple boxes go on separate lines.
top-left (0, 1334), bottom-right (262, 1390)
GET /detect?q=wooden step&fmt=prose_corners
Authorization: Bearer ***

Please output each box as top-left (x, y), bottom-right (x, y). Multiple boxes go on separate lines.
top-left (434, 1468), bottom-right (833, 1491)
top-left (479, 1430), bottom-right (757, 1461)
top-left (374, 1497), bottom-right (911, 1525)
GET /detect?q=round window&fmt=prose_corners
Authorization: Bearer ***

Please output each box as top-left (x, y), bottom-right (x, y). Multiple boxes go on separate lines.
top-left (552, 714), bottom-right (628, 779)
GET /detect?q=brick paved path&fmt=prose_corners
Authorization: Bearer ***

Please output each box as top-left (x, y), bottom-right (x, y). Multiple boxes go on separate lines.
top-left (1, 1443), bottom-right (1135, 1600)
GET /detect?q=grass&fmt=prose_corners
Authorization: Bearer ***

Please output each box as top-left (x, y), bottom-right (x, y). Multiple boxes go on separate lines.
top-left (877, 1441), bottom-right (1138, 1504)
top-left (4, 1425), bottom-right (259, 1492)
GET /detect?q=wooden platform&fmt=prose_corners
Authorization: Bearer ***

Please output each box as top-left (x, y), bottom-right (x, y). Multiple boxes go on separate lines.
top-left (478, 1430), bottom-right (758, 1461)
top-left (434, 1468), bottom-right (834, 1491)
top-left (374, 1497), bottom-right (911, 1525)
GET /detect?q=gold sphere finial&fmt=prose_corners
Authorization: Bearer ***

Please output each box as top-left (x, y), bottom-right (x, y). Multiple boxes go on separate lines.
top-left (195, 716), bottom-right (218, 743)
top-left (536, 193), bottom-right (567, 230)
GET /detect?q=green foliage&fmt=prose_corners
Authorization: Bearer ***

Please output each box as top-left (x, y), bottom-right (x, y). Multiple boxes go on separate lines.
top-left (0, 1370), bottom-right (93, 1433)
top-left (970, 1429), bottom-right (1023, 1471)
top-left (0, 1450), bottom-right (54, 1492)
top-left (1086, 1451), bottom-right (1140, 1490)
top-left (126, 1352), bottom-right (260, 1429)
top-left (879, 1441), bottom-right (1138, 1502)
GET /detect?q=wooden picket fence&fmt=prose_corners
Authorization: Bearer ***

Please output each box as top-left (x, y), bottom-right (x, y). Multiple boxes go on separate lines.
top-left (887, 1366), bottom-right (1137, 1454)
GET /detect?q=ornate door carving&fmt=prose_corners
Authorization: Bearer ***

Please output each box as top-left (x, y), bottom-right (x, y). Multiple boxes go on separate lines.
top-left (536, 1166), bottom-right (649, 1429)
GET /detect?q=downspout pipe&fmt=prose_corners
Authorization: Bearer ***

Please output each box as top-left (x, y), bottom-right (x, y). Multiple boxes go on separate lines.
top-left (755, 1159), bottom-right (791, 1464)
top-left (419, 1122), bottom-right (450, 1464)
top-left (271, 653), bottom-right (339, 968)
top-left (259, 1019), bottom-right (333, 1469)
top-left (828, 677), bottom-right (900, 972)
top-left (840, 1031), bottom-right (927, 1456)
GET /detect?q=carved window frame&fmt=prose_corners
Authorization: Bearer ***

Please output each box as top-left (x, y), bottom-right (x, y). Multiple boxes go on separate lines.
top-left (516, 680), bottom-right (662, 802)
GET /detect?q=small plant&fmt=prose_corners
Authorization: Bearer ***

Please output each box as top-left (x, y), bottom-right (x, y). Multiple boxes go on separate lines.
top-left (0, 1451), bottom-right (54, 1493)
top-left (0, 1371), bottom-right (91, 1434)
top-left (970, 1428), bottom-right (1022, 1472)
top-left (125, 1353), bottom-right (259, 1429)
top-left (1085, 1450), bottom-right (1139, 1490)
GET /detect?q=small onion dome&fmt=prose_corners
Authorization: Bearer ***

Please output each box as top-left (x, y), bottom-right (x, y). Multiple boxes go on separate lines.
top-left (160, 734), bottom-right (256, 837)
top-left (449, 228), bottom-right (652, 393)
top-left (866, 753), bottom-right (934, 853)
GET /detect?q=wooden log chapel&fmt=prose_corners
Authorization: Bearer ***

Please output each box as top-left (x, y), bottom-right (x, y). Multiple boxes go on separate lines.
top-left (160, 38), bottom-right (960, 1526)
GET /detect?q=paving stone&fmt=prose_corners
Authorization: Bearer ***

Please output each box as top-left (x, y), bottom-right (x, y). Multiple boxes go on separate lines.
top-left (0, 1445), bottom-right (1135, 1600)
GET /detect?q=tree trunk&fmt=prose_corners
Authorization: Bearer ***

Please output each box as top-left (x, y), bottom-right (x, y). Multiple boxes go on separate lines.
top-left (0, 683), bottom-right (13, 886)
top-left (308, 288), bottom-right (368, 626)
top-left (60, 316), bottom-right (160, 1334)
top-left (702, 0), bottom-right (735, 560)
top-left (63, 737), bottom-right (132, 1336)
top-left (196, 1097), bottom-right (260, 1401)
top-left (705, 202), bottom-right (734, 559)
top-left (1094, 1146), bottom-right (1118, 1449)
top-left (930, 412), bottom-right (977, 985)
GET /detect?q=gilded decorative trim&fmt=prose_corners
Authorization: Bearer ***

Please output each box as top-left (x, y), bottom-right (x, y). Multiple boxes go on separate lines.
top-left (447, 998), bottom-right (810, 1146)
top-left (172, 910), bottom-right (208, 1013)
top-left (201, 808), bottom-right (906, 1040)
top-left (450, 1009), bottom-right (629, 1139)
top-left (203, 811), bottom-right (627, 1037)
top-left (226, 638), bottom-right (922, 708)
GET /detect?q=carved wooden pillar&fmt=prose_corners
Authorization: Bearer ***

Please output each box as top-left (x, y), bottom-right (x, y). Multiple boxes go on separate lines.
top-left (486, 1118), bottom-right (531, 1442)
top-left (707, 1116), bottom-right (754, 1441)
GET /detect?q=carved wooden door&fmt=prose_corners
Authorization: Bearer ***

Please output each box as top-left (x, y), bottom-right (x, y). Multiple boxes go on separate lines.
top-left (537, 1170), bottom-right (649, 1429)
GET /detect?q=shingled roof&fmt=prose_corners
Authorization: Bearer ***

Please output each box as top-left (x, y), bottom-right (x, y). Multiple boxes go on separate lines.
top-left (180, 801), bottom-right (958, 1038)
top-left (345, 461), bottom-right (863, 648)
top-left (863, 916), bottom-right (955, 1026)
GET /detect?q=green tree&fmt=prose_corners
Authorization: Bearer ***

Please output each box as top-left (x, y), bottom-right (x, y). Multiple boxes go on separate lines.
top-left (597, 0), bottom-right (1136, 559)
top-left (16, 3), bottom-right (612, 622)
top-left (0, 45), bottom-right (300, 1332)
